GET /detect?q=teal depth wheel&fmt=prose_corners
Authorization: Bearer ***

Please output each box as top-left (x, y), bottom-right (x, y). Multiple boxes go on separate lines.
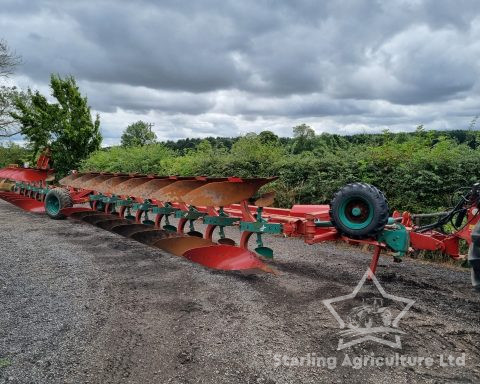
top-left (338, 197), bottom-right (374, 230)
top-left (330, 183), bottom-right (389, 239)
top-left (44, 188), bottom-right (73, 220)
top-left (46, 194), bottom-right (60, 216)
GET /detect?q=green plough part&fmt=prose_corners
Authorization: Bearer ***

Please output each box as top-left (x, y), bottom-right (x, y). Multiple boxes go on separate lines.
top-left (203, 215), bottom-right (240, 226)
top-left (175, 207), bottom-right (207, 220)
top-left (377, 220), bottom-right (409, 260)
top-left (102, 195), bottom-right (119, 204)
top-left (151, 205), bottom-right (179, 215)
top-left (151, 203), bottom-right (178, 231)
top-left (116, 198), bottom-right (133, 207)
top-left (132, 201), bottom-right (157, 211)
top-left (239, 221), bottom-right (283, 234)
top-left (240, 206), bottom-right (283, 259)
top-left (89, 194), bottom-right (104, 201)
top-left (131, 200), bottom-right (156, 225)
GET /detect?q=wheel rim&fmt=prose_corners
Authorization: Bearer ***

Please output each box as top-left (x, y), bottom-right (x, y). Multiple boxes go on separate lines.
top-left (339, 196), bottom-right (374, 230)
top-left (46, 194), bottom-right (60, 216)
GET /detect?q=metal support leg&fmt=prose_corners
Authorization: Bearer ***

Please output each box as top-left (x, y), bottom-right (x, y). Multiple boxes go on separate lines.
top-left (368, 245), bottom-right (382, 280)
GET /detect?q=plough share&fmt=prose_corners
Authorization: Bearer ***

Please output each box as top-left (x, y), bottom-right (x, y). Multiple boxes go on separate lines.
top-left (1, 150), bottom-right (480, 288)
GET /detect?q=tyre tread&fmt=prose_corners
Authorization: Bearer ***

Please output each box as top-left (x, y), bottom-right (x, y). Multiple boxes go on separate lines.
top-left (45, 188), bottom-right (73, 220)
top-left (329, 182), bottom-right (389, 239)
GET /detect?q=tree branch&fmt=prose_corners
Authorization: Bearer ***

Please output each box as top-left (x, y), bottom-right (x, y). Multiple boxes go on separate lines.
top-left (0, 39), bottom-right (21, 78)
top-left (0, 130), bottom-right (21, 138)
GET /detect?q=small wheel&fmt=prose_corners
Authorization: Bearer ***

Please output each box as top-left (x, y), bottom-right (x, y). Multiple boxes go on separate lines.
top-left (330, 183), bottom-right (389, 239)
top-left (45, 188), bottom-right (73, 220)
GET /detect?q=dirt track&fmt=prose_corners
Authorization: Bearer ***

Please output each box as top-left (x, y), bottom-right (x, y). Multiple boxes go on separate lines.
top-left (0, 199), bottom-right (479, 384)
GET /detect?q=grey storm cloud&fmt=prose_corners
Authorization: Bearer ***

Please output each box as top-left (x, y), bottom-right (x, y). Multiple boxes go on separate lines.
top-left (1, 0), bottom-right (480, 142)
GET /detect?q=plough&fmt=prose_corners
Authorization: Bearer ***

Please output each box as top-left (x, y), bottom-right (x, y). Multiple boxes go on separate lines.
top-left (1, 149), bottom-right (480, 288)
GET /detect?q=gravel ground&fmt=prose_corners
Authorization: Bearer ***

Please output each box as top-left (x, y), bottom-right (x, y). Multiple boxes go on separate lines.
top-left (0, 199), bottom-right (479, 384)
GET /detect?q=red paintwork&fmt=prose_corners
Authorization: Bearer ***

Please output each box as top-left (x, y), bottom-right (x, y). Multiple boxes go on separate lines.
top-left (401, 206), bottom-right (480, 259)
top-left (0, 167), bottom-right (53, 183)
top-left (306, 229), bottom-right (339, 244)
top-left (0, 192), bottom-right (45, 212)
top-left (368, 246), bottom-right (382, 279)
top-left (0, 148), bottom-right (54, 185)
top-left (69, 189), bottom-right (93, 204)
top-left (290, 204), bottom-right (330, 217)
top-left (2, 146), bottom-right (477, 275)
top-left (183, 245), bottom-right (274, 273)
top-left (36, 153), bottom-right (50, 169)
top-left (410, 231), bottom-right (445, 251)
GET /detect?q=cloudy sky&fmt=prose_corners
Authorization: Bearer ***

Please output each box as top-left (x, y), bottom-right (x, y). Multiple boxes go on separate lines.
top-left (1, 0), bottom-right (480, 145)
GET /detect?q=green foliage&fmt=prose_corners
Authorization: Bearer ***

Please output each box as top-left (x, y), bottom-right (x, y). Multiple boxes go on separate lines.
top-left (0, 86), bottom-right (26, 137)
top-left (258, 130), bottom-right (279, 144)
top-left (11, 74), bottom-right (102, 178)
top-left (0, 39), bottom-right (22, 137)
top-left (0, 142), bottom-right (30, 167)
top-left (82, 126), bottom-right (480, 213)
top-left (292, 123), bottom-right (316, 153)
top-left (121, 121), bottom-right (157, 147)
top-left (163, 136), bottom-right (238, 154)
top-left (11, 89), bottom-right (54, 156)
top-left (82, 143), bottom-right (174, 174)
top-left (163, 140), bottom-right (221, 176)
top-left (359, 135), bottom-right (480, 212)
top-left (224, 134), bottom-right (285, 177)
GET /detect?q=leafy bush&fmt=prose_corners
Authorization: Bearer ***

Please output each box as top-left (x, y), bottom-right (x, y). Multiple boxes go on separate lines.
top-left (80, 129), bottom-right (480, 213)
top-left (82, 144), bottom-right (175, 174)
top-left (0, 142), bottom-right (30, 167)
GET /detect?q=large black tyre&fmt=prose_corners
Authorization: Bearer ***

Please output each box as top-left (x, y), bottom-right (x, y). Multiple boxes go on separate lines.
top-left (329, 182), bottom-right (389, 239)
top-left (469, 221), bottom-right (480, 292)
top-left (45, 188), bottom-right (73, 220)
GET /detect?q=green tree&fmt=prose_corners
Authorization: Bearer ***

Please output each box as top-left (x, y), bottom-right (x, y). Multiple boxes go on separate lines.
top-left (258, 130), bottom-right (279, 144)
top-left (83, 143), bottom-right (174, 174)
top-left (0, 142), bottom-right (30, 167)
top-left (11, 74), bottom-right (102, 177)
top-left (0, 86), bottom-right (27, 137)
top-left (0, 39), bottom-right (22, 138)
top-left (292, 123), bottom-right (315, 153)
top-left (121, 121), bottom-right (157, 147)
top-left (0, 39), bottom-right (20, 77)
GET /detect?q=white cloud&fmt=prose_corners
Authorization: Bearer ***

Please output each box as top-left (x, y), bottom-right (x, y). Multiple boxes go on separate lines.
top-left (1, 0), bottom-right (480, 145)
